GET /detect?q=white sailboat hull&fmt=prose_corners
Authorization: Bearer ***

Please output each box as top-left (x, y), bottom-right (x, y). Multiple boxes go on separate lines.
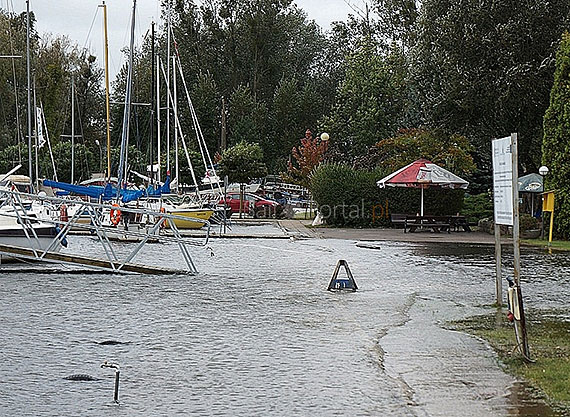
top-left (0, 207), bottom-right (63, 263)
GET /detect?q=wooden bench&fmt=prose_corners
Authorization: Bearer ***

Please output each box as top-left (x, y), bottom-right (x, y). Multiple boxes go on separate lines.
top-left (404, 215), bottom-right (452, 233)
top-left (449, 216), bottom-right (471, 232)
top-left (390, 213), bottom-right (408, 228)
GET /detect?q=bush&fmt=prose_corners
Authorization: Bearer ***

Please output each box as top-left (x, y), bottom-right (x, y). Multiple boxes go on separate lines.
top-left (542, 32), bottom-right (570, 239)
top-left (462, 193), bottom-right (493, 224)
top-left (520, 213), bottom-right (540, 232)
top-left (310, 163), bottom-right (465, 227)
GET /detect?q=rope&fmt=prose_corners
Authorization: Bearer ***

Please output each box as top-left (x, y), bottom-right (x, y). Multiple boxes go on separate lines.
top-left (83, 6), bottom-right (100, 51)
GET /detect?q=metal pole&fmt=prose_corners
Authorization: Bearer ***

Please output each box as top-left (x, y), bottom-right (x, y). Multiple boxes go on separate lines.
top-left (26, 0), bottom-right (33, 186)
top-left (512, 133), bottom-right (521, 287)
top-left (156, 55), bottom-right (161, 183)
top-left (221, 97), bottom-right (227, 151)
top-left (166, 1), bottom-right (171, 174)
top-left (71, 77), bottom-right (75, 184)
top-left (33, 76), bottom-right (38, 188)
top-left (173, 55), bottom-right (179, 192)
top-left (117, 0), bottom-right (137, 191)
top-left (511, 132), bottom-right (530, 359)
top-left (492, 137), bottom-right (502, 306)
top-left (548, 207), bottom-right (554, 245)
top-left (150, 21), bottom-right (155, 184)
top-left (540, 175), bottom-right (545, 240)
top-left (494, 216), bottom-right (502, 305)
top-left (114, 370), bottom-right (120, 403)
top-left (102, 2), bottom-right (112, 180)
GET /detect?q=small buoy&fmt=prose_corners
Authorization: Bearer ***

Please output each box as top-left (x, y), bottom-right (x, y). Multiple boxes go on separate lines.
top-left (327, 260), bottom-right (358, 292)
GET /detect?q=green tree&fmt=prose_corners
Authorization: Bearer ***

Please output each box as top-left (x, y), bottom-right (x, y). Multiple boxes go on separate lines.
top-left (48, 142), bottom-right (95, 183)
top-left (322, 38), bottom-right (407, 163)
top-left (373, 0), bottom-right (418, 48)
top-left (542, 32), bottom-right (570, 239)
top-left (160, 147), bottom-right (204, 187)
top-left (412, 0), bottom-right (570, 175)
top-left (228, 85), bottom-right (268, 146)
top-left (164, 0), bottom-right (333, 171)
top-left (0, 144), bottom-right (28, 174)
top-left (218, 140), bottom-right (267, 217)
top-left (0, 9), bottom-right (105, 179)
top-left (218, 140), bottom-right (267, 184)
top-left (356, 128), bottom-right (476, 177)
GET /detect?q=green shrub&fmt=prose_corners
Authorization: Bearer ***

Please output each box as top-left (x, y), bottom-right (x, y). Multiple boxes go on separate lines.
top-left (310, 163), bottom-right (464, 227)
top-left (520, 213), bottom-right (540, 232)
top-left (542, 32), bottom-right (570, 239)
top-left (461, 193), bottom-right (493, 224)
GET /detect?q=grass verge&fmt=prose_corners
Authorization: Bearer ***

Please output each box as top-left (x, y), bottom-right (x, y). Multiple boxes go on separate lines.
top-left (522, 239), bottom-right (570, 251)
top-left (449, 309), bottom-right (570, 413)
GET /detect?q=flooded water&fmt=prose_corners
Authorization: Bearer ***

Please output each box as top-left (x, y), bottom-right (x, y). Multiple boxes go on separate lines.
top-left (0, 234), bottom-right (568, 416)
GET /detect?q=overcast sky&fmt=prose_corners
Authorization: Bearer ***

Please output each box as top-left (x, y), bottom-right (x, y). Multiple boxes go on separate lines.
top-left (5, 0), bottom-right (360, 80)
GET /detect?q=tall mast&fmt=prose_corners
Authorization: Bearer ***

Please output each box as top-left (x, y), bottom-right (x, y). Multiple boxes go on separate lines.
top-left (166, 0), bottom-right (171, 175)
top-left (33, 76), bottom-right (38, 187)
top-left (71, 76), bottom-right (75, 184)
top-left (173, 55), bottom-right (179, 192)
top-left (156, 55), bottom-right (161, 183)
top-left (26, 0), bottom-right (32, 186)
top-left (221, 97), bottom-right (227, 151)
top-left (101, 1), bottom-right (112, 180)
top-left (150, 21), bottom-right (155, 184)
top-left (117, 0), bottom-right (137, 191)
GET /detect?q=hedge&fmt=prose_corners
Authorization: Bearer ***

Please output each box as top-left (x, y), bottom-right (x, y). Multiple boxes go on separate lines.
top-left (310, 163), bottom-right (465, 227)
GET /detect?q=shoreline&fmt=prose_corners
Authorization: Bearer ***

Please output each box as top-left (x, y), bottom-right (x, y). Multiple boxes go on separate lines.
top-left (278, 219), bottom-right (513, 245)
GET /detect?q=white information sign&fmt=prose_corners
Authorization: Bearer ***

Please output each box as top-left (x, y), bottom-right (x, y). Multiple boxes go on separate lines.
top-left (492, 136), bottom-right (514, 226)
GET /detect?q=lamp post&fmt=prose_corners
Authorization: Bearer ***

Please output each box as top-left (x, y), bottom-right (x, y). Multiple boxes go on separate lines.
top-left (320, 132), bottom-right (329, 152)
top-left (539, 165), bottom-right (549, 239)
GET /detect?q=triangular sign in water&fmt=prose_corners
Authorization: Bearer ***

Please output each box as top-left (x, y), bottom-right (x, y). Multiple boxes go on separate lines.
top-left (328, 260), bottom-right (358, 292)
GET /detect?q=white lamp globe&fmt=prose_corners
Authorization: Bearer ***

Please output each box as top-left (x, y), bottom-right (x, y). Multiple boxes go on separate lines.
top-left (539, 166), bottom-right (549, 176)
top-left (320, 132), bottom-right (329, 141)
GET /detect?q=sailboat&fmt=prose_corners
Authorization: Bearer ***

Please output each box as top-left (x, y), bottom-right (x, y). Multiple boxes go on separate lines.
top-left (147, 5), bottom-right (215, 230)
top-left (0, 4), bottom-right (66, 262)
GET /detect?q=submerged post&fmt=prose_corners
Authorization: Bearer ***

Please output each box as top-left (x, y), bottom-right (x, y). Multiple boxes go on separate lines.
top-left (101, 361), bottom-right (120, 403)
top-left (114, 369), bottom-right (120, 403)
top-left (328, 260), bottom-right (358, 292)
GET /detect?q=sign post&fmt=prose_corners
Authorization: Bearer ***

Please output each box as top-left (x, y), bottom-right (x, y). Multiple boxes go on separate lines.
top-left (492, 134), bottom-right (530, 359)
top-left (492, 136), bottom-right (513, 305)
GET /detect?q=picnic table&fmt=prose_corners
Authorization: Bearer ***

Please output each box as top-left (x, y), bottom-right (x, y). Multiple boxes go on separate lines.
top-left (394, 214), bottom-right (471, 233)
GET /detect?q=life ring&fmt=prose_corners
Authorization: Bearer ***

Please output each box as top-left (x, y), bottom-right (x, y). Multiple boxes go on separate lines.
top-left (158, 207), bottom-right (167, 228)
top-left (60, 204), bottom-right (69, 223)
top-left (110, 204), bottom-right (121, 226)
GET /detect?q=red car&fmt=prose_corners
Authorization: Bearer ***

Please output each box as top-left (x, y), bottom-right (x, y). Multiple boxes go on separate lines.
top-left (219, 192), bottom-right (283, 218)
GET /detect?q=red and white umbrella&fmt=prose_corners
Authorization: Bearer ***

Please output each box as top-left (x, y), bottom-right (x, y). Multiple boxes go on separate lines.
top-left (377, 158), bottom-right (469, 216)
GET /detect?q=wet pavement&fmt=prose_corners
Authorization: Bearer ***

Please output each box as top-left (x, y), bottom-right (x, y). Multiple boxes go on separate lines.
top-left (0, 230), bottom-right (567, 416)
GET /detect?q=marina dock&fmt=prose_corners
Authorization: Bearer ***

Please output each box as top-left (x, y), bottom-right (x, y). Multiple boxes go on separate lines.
top-left (0, 243), bottom-right (184, 275)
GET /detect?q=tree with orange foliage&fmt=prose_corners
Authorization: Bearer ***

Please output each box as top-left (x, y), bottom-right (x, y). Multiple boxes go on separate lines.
top-left (285, 129), bottom-right (328, 189)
